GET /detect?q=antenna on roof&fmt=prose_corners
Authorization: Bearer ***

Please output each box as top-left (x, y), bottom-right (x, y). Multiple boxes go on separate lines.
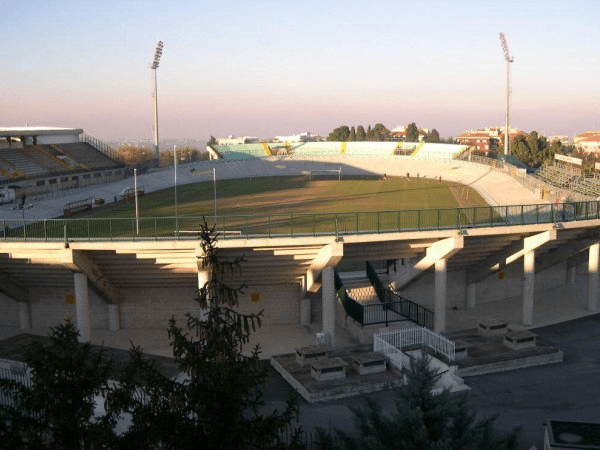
top-left (499, 33), bottom-right (514, 156)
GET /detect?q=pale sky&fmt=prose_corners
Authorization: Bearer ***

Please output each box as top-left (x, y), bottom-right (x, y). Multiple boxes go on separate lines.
top-left (2, 0), bottom-right (599, 141)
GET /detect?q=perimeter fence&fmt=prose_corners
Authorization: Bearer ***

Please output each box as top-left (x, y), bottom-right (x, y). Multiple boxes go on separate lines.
top-left (2, 200), bottom-right (599, 242)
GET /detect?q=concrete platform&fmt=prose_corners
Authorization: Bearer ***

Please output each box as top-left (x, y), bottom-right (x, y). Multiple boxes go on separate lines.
top-left (446, 328), bottom-right (563, 377)
top-left (271, 345), bottom-right (404, 403)
top-left (0, 333), bottom-right (180, 379)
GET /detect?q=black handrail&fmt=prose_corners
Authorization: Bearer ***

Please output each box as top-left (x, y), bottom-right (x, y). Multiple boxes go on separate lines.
top-left (366, 261), bottom-right (385, 300)
top-left (366, 260), bottom-right (434, 329)
top-left (334, 269), bottom-right (363, 324)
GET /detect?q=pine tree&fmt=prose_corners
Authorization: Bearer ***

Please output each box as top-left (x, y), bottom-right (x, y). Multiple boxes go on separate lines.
top-left (325, 355), bottom-right (519, 450)
top-left (356, 125), bottom-right (366, 141)
top-left (105, 219), bottom-right (302, 450)
top-left (405, 123), bottom-right (419, 142)
top-left (0, 319), bottom-right (116, 449)
top-left (348, 126), bottom-right (356, 142)
top-left (366, 125), bottom-right (374, 141)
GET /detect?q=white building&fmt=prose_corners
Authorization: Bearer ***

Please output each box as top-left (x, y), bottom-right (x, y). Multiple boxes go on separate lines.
top-left (274, 132), bottom-right (312, 143)
top-left (217, 136), bottom-right (259, 146)
top-left (0, 127), bottom-right (83, 149)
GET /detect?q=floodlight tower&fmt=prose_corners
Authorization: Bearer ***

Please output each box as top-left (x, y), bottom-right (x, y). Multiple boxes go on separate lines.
top-left (499, 32), bottom-right (514, 156)
top-left (150, 41), bottom-right (164, 167)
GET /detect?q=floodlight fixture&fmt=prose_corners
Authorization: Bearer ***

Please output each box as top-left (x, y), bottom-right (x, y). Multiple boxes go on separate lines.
top-left (499, 32), bottom-right (514, 156)
top-left (150, 41), bottom-right (164, 166)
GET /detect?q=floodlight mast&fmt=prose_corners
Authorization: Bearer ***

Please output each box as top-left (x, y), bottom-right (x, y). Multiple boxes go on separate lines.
top-left (499, 33), bottom-right (513, 156)
top-left (150, 41), bottom-right (164, 167)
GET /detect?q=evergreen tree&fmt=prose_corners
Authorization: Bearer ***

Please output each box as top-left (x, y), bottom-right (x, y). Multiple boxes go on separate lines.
top-left (356, 125), bottom-right (366, 141)
top-left (427, 129), bottom-right (441, 143)
top-left (321, 355), bottom-right (519, 450)
top-left (0, 319), bottom-right (116, 449)
top-left (328, 126), bottom-right (350, 141)
top-left (105, 219), bottom-right (302, 450)
top-left (372, 123), bottom-right (391, 141)
top-left (405, 123), bottom-right (419, 142)
top-left (348, 126), bottom-right (356, 142)
top-left (207, 135), bottom-right (218, 148)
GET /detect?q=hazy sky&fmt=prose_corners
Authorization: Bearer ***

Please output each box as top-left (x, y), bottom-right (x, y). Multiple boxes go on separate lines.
top-left (2, 0), bottom-right (599, 141)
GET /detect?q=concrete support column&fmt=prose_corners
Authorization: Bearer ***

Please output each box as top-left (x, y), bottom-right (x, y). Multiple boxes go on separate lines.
top-left (434, 258), bottom-right (447, 333)
top-left (107, 304), bottom-right (120, 331)
top-left (394, 258), bottom-right (408, 288)
top-left (522, 250), bottom-right (535, 327)
top-left (567, 265), bottom-right (577, 285)
top-left (197, 268), bottom-right (211, 304)
top-left (300, 298), bottom-right (311, 326)
top-left (74, 272), bottom-right (91, 342)
top-left (18, 302), bottom-right (31, 329)
top-left (465, 282), bottom-right (477, 309)
top-left (588, 243), bottom-right (599, 311)
top-left (322, 266), bottom-right (336, 348)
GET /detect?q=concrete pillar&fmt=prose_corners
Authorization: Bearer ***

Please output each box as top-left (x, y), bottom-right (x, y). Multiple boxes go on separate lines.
top-left (18, 301), bottom-right (31, 329)
top-left (588, 243), bottom-right (599, 311)
top-left (522, 250), bottom-right (535, 327)
top-left (567, 265), bottom-right (577, 285)
top-left (107, 304), bottom-right (120, 331)
top-left (465, 282), bottom-right (477, 309)
top-left (434, 258), bottom-right (447, 333)
top-left (300, 298), bottom-right (311, 326)
top-left (198, 268), bottom-right (211, 306)
top-left (74, 272), bottom-right (91, 342)
top-left (394, 258), bottom-right (407, 288)
top-left (322, 267), bottom-right (336, 348)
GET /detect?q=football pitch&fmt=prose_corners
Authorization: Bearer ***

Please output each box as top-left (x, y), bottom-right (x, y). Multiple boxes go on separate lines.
top-left (87, 176), bottom-right (489, 219)
top-left (33, 175), bottom-right (493, 239)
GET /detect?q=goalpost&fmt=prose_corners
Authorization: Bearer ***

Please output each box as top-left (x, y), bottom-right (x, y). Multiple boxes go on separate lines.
top-left (306, 167), bottom-right (342, 181)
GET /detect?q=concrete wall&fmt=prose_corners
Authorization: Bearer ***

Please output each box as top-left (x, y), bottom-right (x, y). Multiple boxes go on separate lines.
top-left (29, 286), bottom-right (107, 329)
top-left (8, 282), bottom-right (303, 332)
top-left (0, 293), bottom-right (19, 327)
top-left (118, 287), bottom-right (198, 329)
top-left (235, 283), bottom-right (301, 325)
top-left (35, 134), bottom-right (80, 145)
top-left (397, 261), bottom-right (569, 310)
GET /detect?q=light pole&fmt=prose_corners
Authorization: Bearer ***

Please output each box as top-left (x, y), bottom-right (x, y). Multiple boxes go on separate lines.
top-left (213, 168), bottom-right (217, 225)
top-left (150, 41), bottom-right (164, 168)
top-left (134, 168), bottom-right (139, 234)
top-left (499, 32), bottom-right (514, 156)
top-left (174, 145), bottom-right (178, 236)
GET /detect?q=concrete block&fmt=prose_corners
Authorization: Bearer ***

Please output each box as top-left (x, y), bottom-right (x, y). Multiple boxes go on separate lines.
top-left (478, 318), bottom-right (508, 336)
top-left (504, 330), bottom-right (537, 350)
top-left (295, 344), bottom-right (331, 367)
top-left (352, 352), bottom-right (387, 375)
top-left (311, 357), bottom-right (348, 382)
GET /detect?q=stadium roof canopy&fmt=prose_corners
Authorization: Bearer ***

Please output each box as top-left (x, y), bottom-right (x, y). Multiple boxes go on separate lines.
top-left (0, 127), bottom-right (83, 139)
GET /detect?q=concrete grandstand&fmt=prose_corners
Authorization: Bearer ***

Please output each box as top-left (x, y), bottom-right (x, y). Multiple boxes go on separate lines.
top-left (2, 144), bottom-right (600, 370)
top-left (0, 127), bottom-right (125, 200)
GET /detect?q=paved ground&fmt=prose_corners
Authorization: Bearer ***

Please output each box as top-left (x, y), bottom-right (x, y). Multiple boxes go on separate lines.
top-left (1, 295), bottom-right (598, 449)
top-left (261, 313), bottom-right (600, 450)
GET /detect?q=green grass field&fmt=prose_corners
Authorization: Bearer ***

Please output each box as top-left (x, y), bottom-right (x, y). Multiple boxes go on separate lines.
top-left (8, 176), bottom-right (497, 240)
top-left (84, 176), bottom-right (489, 219)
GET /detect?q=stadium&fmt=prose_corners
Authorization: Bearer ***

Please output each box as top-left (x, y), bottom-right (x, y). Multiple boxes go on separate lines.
top-left (2, 126), bottom-right (600, 366)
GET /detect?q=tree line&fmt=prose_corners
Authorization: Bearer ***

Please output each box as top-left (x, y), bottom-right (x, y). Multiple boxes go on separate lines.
top-left (326, 123), bottom-right (445, 143)
top-left (116, 145), bottom-right (209, 168)
top-left (508, 131), bottom-right (565, 167)
top-left (0, 221), bottom-right (520, 450)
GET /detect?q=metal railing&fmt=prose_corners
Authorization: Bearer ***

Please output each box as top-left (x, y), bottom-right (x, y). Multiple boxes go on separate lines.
top-left (0, 363), bottom-right (31, 409)
top-left (375, 326), bottom-right (455, 362)
top-left (80, 134), bottom-right (124, 165)
top-left (373, 332), bottom-right (406, 372)
top-left (367, 261), bottom-right (434, 329)
top-left (3, 200), bottom-right (600, 242)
